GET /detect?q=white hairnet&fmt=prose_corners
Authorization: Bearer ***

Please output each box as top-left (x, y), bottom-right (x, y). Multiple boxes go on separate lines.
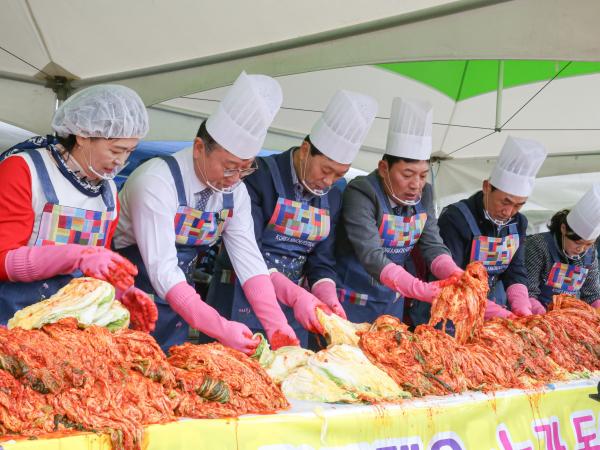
top-left (51, 84), bottom-right (149, 139)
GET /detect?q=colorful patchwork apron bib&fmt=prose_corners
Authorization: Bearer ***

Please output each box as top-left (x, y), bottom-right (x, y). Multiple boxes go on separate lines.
top-left (335, 173), bottom-right (427, 323)
top-left (0, 148), bottom-right (116, 324)
top-left (539, 231), bottom-right (593, 306)
top-left (455, 201), bottom-right (519, 306)
top-left (118, 155), bottom-right (233, 352)
top-left (207, 155), bottom-right (330, 347)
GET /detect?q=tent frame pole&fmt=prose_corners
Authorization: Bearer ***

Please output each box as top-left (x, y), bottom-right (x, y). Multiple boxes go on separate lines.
top-left (495, 60), bottom-right (504, 131)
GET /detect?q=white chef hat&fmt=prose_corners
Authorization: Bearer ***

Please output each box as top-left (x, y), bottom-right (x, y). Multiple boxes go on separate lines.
top-left (52, 84), bottom-right (149, 139)
top-left (385, 97), bottom-right (433, 161)
top-left (309, 90), bottom-right (378, 164)
top-left (206, 71), bottom-right (282, 159)
top-left (489, 136), bottom-right (547, 197)
top-left (566, 183), bottom-right (600, 240)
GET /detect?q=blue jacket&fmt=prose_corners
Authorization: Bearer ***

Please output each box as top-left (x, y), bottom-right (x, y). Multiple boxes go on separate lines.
top-left (218, 148), bottom-right (342, 287)
top-left (437, 190), bottom-right (529, 289)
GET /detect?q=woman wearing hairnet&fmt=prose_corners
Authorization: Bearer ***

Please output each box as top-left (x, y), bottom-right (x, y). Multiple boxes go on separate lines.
top-left (0, 84), bottom-right (157, 332)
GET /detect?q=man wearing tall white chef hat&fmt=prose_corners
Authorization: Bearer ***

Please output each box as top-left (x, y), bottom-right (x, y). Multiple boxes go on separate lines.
top-left (335, 97), bottom-right (462, 324)
top-left (114, 71), bottom-right (297, 354)
top-left (206, 89), bottom-right (378, 347)
top-left (438, 136), bottom-right (548, 319)
top-left (525, 183), bottom-right (600, 310)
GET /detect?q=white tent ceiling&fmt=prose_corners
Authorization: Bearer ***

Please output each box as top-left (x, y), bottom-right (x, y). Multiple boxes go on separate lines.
top-left (150, 64), bottom-right (600, 229)
top-left (2, 0), bottom-right (600, 229)
top-left (3, 0), bottom-right (600, 132)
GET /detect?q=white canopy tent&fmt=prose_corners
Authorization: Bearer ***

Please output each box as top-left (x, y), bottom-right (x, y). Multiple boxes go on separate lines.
top-left (2, 0), bottom-right (600, 229)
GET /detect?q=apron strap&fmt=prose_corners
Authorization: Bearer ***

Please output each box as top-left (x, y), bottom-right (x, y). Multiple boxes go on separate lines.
top-left (414, 200), bottom-right (426, 214)
top-left (159, 155), bottom-right (187, 207)
top-left (222, 192), bottom-right (234, 209)
top-left (367, 172), bottom-right (393, 213)
top-left (318, 187), bottom-right (329, 210)
top-left (542, 232), bottom-right (562, 263)
top-left (262, 156), bottom-right (287, 198)
top-left (24, 149), bottom-right (59, 205)
top-left (455, 201), bottom-right (482, 237)
top-left (100, 181), bottom-right (115, 212)
top-left (583, 246), bottom-right (594, 266)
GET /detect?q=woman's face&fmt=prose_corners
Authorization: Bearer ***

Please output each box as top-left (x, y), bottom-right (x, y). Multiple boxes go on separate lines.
top-left (560, 223), bottom-right (596, 257)
top-left (74, 136), bottom-right (139, 180)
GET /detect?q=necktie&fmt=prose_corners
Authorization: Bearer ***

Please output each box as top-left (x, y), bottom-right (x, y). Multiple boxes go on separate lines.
top-left (294, 182), bottom-right (313, 204)
top-left (195, 188), bottom-right (212, 210)
top-left (392, 205), bottom-right (404, 216)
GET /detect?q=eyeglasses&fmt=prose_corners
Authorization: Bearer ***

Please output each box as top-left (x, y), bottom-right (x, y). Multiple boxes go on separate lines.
top-left (223, 160), bottom-right (258, 179)
top-left (201, 138), bottom-right (258, 179)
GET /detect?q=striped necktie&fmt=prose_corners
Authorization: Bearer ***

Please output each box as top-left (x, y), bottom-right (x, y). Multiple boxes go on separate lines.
top-left (195, 188), bottom-right (212, 210)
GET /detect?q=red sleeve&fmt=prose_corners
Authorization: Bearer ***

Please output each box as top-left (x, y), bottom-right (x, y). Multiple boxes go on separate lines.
top-left (0, 156), bottom-right (35, 280)
top-left (105, 195), bottom-right (120, 249)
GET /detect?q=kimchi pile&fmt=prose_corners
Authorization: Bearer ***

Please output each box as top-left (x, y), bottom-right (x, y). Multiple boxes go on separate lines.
top-left (0, 319), bottom-right (288, 450)
top-left (359, 268), bottom-right (600, 397)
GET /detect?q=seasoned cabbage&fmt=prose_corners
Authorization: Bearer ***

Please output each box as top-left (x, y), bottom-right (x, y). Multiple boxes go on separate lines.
top-left (252, 334), bottom-right (313, 383)
top-left (265, 346), bottom-right (314, 384)
top-left (8, 277), bottom-right (129, 331)
top-left (308, 344), bottom-right (411, 402)
top-left (282, 365), bottom-right (356, 403)
top-left (316, 307), bottom-right (370, 346)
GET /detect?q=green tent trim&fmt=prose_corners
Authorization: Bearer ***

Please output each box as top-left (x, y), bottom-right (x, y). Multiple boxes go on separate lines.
top-left (378, 60), bottom-right (600, 101)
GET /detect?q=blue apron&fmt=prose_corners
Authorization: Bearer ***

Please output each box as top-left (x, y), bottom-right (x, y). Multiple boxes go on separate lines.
top-left (335, 173), bottom-right (427, 324)
top-left (0, 148), bottom-right (115, 324)
top-left (539, 231), bottom-right (593, 306)
top-left (118, 155), bottom-right (233, 353)
top-left (455, 201), bottom-right (519, 307)
top-left (207, 156), bottom-right (331, 347)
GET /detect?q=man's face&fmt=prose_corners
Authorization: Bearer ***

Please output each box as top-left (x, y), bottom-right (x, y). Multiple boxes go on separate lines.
top-left (378, 159), bottom-right (429, 203)
top-left (482, 179), bottom-right (528, 222)
top-left (193, 137), bottom-right (255, 190)
top-left (298, 141), bottom-right (350, 191)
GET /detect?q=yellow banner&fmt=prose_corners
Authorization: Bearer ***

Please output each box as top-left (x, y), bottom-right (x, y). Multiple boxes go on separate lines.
top-left (2, 379), bottom-right (599, 450)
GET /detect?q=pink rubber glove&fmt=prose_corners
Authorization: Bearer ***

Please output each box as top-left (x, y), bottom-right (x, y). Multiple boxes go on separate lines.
top-left (242, 274), bottom-right (299, 349)
top-left (166, 281), bottom-right (259, 354)
top-left (506, 283), bottom-right (533, 317)
top-left (484, 300), bottom-right (516, 320)
top-left (529, 297), bottom-right (546, 315)
top-left (430, 254), bottom-right (465, 280)
top-left (591, 299), bottom-right (600, 309)
top-left (380, 263), bottom-right (440, 303)
top-left (116, 287), bottom-right (158, 333)
top-left (311, 280), bottom-right (346, 319)
top-left (270, 271), bottom-right (326, 334)
top-left (6, 244), bottom-right (137, 291)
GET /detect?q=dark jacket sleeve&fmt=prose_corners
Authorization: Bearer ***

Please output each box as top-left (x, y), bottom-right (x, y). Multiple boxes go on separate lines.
top-left (499, 215), bottom-right (529, 288)
top-left (305, 185), bottom-right (342, 287)
top-left (416, 184), bottom-right (451, 267)
top-left (580, 247), bottom-right (600, 303)
top-left (437, 205), bottom-right (471, 269)
top-left (523, 233), bottom-right (550, 300)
